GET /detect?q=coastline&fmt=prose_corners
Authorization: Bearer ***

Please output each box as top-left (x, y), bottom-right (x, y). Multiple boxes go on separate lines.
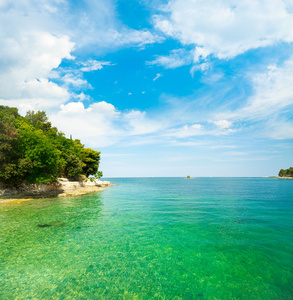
top-left (0, 178), bottom-right (113, 204)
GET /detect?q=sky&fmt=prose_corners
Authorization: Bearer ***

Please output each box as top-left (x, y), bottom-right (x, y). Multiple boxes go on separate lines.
top-left (0, 0), bottom-right (293, 177)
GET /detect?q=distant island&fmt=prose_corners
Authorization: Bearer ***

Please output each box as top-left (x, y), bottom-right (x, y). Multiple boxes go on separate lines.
top-left (0, 105), bottom-right (110, 202)
top-left (277, 167), bottom-right (293, 179)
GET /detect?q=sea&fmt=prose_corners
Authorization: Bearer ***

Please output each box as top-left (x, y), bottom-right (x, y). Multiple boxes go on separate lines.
top-left (0, 177), bottom-right (292, 299)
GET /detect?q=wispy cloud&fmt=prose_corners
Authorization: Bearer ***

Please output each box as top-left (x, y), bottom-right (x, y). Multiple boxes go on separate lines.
top-left (166, 124), bottom-right (204, 138)
top-left (153, 73), bottom-right (163, 81)
top-left (154, 0), bottom-right (293, 60)
top-left (212, 120), bottom-right (233, 129)
top-left (224, 151), bottom-right (247, 156)
top-left (214, 58), bottom-right (293, 139)
top-left (148, 48), bottom-right (193, 69)
top-left (80, 60), bottom-right (113, 72)
top-left (166, 122), bottom-right (235, 139)
top-left (62, 74), bottom-right (91, 88)
top-left (232, 60), bottom-right (293, 120)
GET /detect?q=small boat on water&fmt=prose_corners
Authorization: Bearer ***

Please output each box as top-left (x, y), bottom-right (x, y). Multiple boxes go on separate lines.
top-left (187, 176), bottom-right (191, 178)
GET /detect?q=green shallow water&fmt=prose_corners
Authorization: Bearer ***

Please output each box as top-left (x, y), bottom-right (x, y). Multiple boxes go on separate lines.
top-left (0, 177), bottom-right (292, 299)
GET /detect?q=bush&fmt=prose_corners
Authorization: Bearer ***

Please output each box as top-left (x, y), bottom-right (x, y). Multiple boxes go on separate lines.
top-left (279, 167), bottom-right (293, 177)
top-left (0, 106), bottom-right (102, 186)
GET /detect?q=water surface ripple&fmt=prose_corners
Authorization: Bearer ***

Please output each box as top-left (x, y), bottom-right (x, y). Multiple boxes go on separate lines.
top-left (0, 178), bottom-right (292, 299)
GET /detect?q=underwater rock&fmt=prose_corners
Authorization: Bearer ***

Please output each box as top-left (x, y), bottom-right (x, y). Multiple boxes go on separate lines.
top-left (37, 223), bottom-right (52, 227)
top-left (37, 220), bottom-right (65, 228)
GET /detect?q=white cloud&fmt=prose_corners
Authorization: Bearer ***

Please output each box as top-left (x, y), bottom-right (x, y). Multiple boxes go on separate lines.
top-left (167, 124), bottom-right (204, 138)
top-left (60, 102), bottom-right (89, 114)
top-left (154, 0), bottom-right (293, 60)
top-left (62, 74), bottom-right (90, 88)
top-left (0, 77), bottom-right (71, 115)
top-left (193, 46), bottom-right (210, 63)
top-left (211, 57), bottom-right (293, 140)
top-left (224, 151), bottom-right (247, 156)
top-left (153, 73), bottom-right (163, 81)
top-left (50, 101), bottom-right (121, 147)
top-left (0, 0), bottom-right (161, 114)
top-left (190, 62), bottom-right (211, 76)
top-left (219, 58), bottom-right (293, 121)
top-left (80, 60), bottom-right (112, 72)
top-left (166, 122), bottom-right (235, 139)
top-left (148, 48), bottom-right (193, 69)
top-left (124, 110), bottom-right (163, 135)
top-left (64, 1), bottom-right (162, 51)
top-left (262, 118), bottom-right (293, 139)
top-left (72, 92), bottom-right (90, 101)
top-left (0, 1), bottom-right (74, 112)
top-left (50, 101), bottom-right (164, 147)
top-left (240, 61), bottom-right (293, 120)
top-left (169, 141), bottom-right (206, 147)
top-left (213, 120), bottom-right (233, 129)
top-left (0, 31), bottom-right (74, 96)
top-left (110, 29), bottom-right (163, 48)
top-left (89, 101), bottom-right (120, 118)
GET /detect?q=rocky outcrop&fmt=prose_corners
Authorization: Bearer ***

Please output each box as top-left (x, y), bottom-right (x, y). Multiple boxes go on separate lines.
top-left (0, 178), bottom-right (113, 204)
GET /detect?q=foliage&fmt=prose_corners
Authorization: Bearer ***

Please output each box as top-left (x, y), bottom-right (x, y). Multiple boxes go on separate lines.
top-left (64, 154), bottom-right (83, 179)
top-left (0, 106), bottom-right (20, 185)
top-left (94, 171), bottom-right (103, 179)
top-left (0, 107), bottom-right (18, 156)
top-left (80, 147), bottom-right (101, 177)
top-left (14, 120), bottom-right (59, 184)
top-left (25, 110), bottom-right (48, 125)
top-left (278, 167), bottom-right (293, 177)
top-left (0, 105), bottom-right (102, 186)
top-left (73, 139), bottom-right (101, 177)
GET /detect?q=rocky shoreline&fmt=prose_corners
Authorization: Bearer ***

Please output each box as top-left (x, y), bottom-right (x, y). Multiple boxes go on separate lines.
top-left (0, 178), bottom-right (113, 204)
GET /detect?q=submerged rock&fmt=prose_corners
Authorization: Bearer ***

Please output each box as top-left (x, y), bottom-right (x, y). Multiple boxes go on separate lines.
top-left (37, 223), bottom-right (52, 228)
top-left (37, 220), bottom-right (65, 228)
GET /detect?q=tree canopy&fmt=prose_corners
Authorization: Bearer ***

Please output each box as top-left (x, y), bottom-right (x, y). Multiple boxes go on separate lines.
top-left (0, 105), bottom-right (101, 186)
top-left (278, 167), bottom-right (293, 177)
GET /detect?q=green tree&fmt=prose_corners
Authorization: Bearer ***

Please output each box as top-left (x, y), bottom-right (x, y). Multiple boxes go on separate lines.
top-left (25, 110), bottom-right (48, 125)
top-left (64, 154), bottom-right (83, 179)
top-left (48, 133), bottom-right (82, 178)
top-left (286, 167), bottom-right (293, 177)
top-left (94, 171), bottom-right (103, 179)
top-left (73, 139), bottom-right (101, 177)
top-left (0, 118), bottom-right (18, 158)
top-left (13, 120), bottom-right (59, 184)
top-left (279, 167), bottom-right (293, 177)
top-left (278, 169), bottom-right (286, 177)
top-left (75, 145), bottom-right (100, 177)
top-left (0, 106), bottom-right (102, 185)
top-left (0, 106), bottom-right (20, 185)
top-left (25, 110), bottom-right (57, 132)
top-left (80, 148), bottom-right (101, 177)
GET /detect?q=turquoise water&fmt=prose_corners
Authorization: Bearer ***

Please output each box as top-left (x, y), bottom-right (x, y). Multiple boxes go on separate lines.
top-left (0, 177), bottom-right (292, 299)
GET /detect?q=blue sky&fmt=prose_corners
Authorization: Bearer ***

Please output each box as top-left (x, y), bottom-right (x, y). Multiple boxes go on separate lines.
top-left (0, 0), bottom-right (293, 177)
